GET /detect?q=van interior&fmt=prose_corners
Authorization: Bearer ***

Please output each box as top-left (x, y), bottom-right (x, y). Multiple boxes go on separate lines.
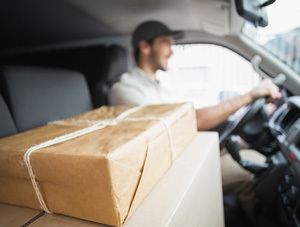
top-left (1, 0), bottom-right (300, 227)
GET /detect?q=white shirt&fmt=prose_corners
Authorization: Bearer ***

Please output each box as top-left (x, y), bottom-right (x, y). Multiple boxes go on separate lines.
top-left (108, 67), bottom-right (178, 106)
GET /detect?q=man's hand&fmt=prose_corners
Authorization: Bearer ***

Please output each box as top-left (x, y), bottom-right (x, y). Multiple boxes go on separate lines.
top-left (249, 78), bottom-right (282, 102)
top-left (196, 78), bottom-right (282, 131)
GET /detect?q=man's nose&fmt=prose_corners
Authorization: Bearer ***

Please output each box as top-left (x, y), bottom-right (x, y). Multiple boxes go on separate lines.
top-left (170, 46), bottom-right (174, 55)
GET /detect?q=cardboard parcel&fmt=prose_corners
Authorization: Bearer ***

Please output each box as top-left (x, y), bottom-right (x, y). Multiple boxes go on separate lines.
top-left (0, 103), bottom-right (197, 226)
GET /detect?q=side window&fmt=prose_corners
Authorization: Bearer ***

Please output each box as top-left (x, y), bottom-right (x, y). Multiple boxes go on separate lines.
top-left (242, 0), bottom-right (300, 75)
top-left (157, 44), bottom-right (261, 108)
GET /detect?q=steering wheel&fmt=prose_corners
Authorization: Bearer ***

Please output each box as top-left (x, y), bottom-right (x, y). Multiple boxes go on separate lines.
top-left (219, 97), bottom-right (266, 147)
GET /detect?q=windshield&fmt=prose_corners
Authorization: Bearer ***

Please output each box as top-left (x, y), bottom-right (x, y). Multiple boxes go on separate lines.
top-left (242, 0), bottom-right (300, 75)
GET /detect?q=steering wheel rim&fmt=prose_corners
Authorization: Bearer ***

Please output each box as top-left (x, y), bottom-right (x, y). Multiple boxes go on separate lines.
top-left (219, 97), bottom-right (266, 147)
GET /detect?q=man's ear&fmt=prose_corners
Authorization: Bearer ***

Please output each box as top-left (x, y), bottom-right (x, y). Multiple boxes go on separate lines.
top-left (138, 40), bottom-right (151, 55)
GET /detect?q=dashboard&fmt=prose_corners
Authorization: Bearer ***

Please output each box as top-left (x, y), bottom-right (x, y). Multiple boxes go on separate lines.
top-left (270, 97), bottom-right (300, 177)
top-left (269, 96), bottom-right (300, 226)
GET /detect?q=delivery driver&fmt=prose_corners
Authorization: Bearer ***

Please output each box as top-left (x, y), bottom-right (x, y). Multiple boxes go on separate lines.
top-left (108, 20), bottom-right (282, 220)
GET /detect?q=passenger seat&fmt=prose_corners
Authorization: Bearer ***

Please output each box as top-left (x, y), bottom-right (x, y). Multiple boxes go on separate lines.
top-left (0, 66), bottom-right (93, 132)
top-left (0, 94), bottom-right (17, 138)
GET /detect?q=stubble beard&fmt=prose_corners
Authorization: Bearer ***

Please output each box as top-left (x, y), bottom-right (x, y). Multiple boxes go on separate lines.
top-left (149, 49), bottom-right (168, 72)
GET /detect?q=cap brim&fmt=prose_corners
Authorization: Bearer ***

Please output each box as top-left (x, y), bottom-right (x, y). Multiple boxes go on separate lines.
top-left (132, 30), bottom-right (184, 48)
top-left (159, 30), bottom-right (184, 40)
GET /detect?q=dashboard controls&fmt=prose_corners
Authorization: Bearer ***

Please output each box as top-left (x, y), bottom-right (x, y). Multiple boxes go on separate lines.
top-left (279, 174), bottom-right (300, 208)
top-left (278, 173), bottom-right (300, 226)
top-left (265, 97), bottom-right (300, 226)
top-left (283, 186), bottom-right (300, 207)
top-left (278, 175), bottom-right (293, 193)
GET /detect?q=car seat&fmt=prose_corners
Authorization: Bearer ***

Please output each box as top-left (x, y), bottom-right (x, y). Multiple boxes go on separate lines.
top-left (0, 65), bottom-right (93, 132)
top-left (92, 45), bottom-right (129, 107)
top-left (0, 94), bottom-right (17, 138)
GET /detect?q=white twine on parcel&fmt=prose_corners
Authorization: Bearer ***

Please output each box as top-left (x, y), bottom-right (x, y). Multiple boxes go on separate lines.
top-left (23, 105), bottom-right (175, 213)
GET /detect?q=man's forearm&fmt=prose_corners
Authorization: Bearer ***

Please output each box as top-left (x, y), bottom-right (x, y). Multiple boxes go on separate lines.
top-left (195, 92), bottom-right (253, 131)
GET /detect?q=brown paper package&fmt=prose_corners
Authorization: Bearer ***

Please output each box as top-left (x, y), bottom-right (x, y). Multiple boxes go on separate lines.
top-left (0, 103), bottom-right (197, 226)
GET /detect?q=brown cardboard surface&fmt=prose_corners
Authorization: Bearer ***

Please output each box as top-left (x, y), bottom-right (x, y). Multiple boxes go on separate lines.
top-left (0, 132), bottom-right (223, 227)
top-left (0, 203), bottom-right (41, 227)
top-left (28, 213), bottom-right (108, 227)
top-left (0, 103), bottom-right (197, 226)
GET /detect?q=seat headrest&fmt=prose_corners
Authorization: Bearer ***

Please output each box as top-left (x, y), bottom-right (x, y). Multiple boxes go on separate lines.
top-left (0, 65), bottom-right (93, 132)
top-left (102, 45), bottom-right (129, 86)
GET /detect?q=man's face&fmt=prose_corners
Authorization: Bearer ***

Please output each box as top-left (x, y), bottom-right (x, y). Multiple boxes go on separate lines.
top-left (148, 36), bottom-right (175, 72)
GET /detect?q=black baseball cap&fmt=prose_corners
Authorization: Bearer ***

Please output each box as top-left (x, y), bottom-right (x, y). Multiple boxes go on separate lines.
top-left (132, 20), bottom-right (184, 48)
